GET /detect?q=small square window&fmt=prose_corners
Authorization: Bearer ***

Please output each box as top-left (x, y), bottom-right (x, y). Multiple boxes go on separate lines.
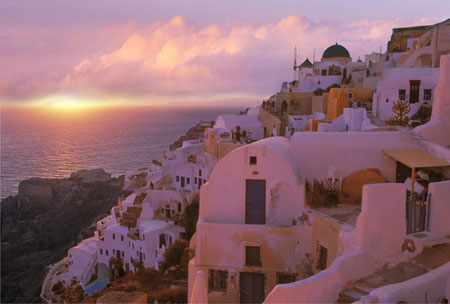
top-left (277, 273), bottom-right (296, 284)
top-left (245, 246), bottom-right (261, 267)
top-left (209, 270), bottom-right (227, 292)
top-left (424, 89), bottom-right (432, 100)
top-left (249, 156), bottom-right (257, 165)
top-left (348, 92), bottom-right (353, 99)
top-left (398, 89), bottom-right (406, 100)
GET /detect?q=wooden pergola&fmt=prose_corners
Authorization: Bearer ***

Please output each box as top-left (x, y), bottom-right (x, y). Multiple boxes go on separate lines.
top-left (383, 149), bottom-right (450, 200)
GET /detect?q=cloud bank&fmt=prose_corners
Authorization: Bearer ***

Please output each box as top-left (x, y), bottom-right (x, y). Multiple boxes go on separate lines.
top-left (0, 15), bottom-right (436, 105)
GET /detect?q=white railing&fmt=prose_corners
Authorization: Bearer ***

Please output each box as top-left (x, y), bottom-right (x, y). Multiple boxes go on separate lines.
top-left (40, 257), bottom-right (68, 303)
top-left (80, 254), bottom-right (97, 285)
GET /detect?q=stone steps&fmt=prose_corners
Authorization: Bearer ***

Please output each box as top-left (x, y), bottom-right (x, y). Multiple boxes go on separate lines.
top-left (336, 284), bottom-right (371, 303)
top-left (120, 207), bottom-right (142, 228)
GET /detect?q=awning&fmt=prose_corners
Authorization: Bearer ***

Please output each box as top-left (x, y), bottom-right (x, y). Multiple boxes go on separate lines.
top-left (383, 149), bottom-right (450, 199)
top-left (383, 149), bottom-right (450, 169)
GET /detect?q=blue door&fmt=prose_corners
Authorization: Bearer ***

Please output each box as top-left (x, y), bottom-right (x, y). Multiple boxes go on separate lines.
top-left (245, 180), bottom-right (266, 224)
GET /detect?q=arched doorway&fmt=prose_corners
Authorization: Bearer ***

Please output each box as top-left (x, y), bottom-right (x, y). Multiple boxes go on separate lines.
top-left (414, 54), bottom-right (432, 67)
top-left (98, 263), bottom-right (108, 279)
top-left (281, 100), bottom-right (288, 114)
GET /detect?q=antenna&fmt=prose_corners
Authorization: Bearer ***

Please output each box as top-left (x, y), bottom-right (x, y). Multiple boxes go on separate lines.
top-left (293, 46), bottom-right (298, 81)
top-left (313, 48), bottom-right (315, 63)
top-left (294, 46), bottom-right (297, 69)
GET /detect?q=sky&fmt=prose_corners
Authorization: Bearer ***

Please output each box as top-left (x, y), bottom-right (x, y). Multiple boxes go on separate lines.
top-left (1, 0), bottom-right (449, 108)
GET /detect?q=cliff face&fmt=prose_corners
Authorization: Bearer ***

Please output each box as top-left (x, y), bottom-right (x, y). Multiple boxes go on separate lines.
top-left (169, 122), bottom-right (213, 151)
top-left (1, 169), bottom-right (123, 303)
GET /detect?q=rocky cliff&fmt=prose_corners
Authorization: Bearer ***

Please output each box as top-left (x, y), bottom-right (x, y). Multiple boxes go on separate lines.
top-left (1, 169), bottom-right (123, 303)
top-left (169, 121), bottom-right (214, 151)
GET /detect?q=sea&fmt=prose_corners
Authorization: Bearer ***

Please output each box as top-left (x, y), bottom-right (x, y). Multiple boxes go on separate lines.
top-left (1, 106), bottom-right (241, 199)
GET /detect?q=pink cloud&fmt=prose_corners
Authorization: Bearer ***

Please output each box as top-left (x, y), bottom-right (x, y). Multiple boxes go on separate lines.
top-left (0, 15), bottom-right (439, 103)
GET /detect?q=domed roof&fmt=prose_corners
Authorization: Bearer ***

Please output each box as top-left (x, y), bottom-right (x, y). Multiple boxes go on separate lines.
top-left (299, 58), bottom-right (313, 68)
top-left (322, 43), bottom-right (350, 59)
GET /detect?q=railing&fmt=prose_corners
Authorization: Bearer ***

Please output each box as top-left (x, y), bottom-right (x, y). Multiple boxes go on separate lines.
top-left (80, 254), bottom-right (97, 285)
top-left (406, 192), bottom-right (430, 234)
top-left (40, 257), bottom-right (68, 303)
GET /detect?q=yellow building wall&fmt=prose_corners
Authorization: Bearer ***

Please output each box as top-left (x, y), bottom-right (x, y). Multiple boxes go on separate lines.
top-left (326, 88), bottom-right (373, 121)
top-left (258, 108), bottom-right (281, 137)
top-left (312, 93), bottom-right (329, 114)
top-left (312, 213), bottom-right (341, 271)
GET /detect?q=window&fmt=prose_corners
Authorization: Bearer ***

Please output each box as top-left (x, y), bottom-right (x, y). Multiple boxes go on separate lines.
top-left (245, 246), bottom-right (261, 267)
top-left (143, 234), bottom-right (145, 240)
top-left (106, 250), bottom-right (109, 256)
top-left (100, 249), bottom-right (103, 255)
top-left (203, 179), bottom-right (206, 184)
top-left (112, 233), bottom-right (115, 240)
top-left (195, 177), bottom-right (197, 184)
top-left (199, 169), bottom-right (202, 177)
top-left (122, 251), bottom-right (124, 257)
top-left (399, 89), bottom-right (406, 100)
top-left (424, 89), bottom-right (432, 100)
top-left (113, 249), bottom-right (116, 255)
top-left (293, 103), bottom-right (300, 111)
top-left (348, 92), bottom-right (353, 99)
top-left (386, 98), bottom-right (389, 103)
top-left (187, 177), bottom-right (190, 184)
top-left (121, 235), bottom-right (124, 242)
top-left (159, 234), bottom-right (166, 248)
top-left (249, 156), bottom-right (257, 165)
top-left (209, 270), bottom-right (227, 292)
top-left (176, 176), bottom-right (179, 182)
top-left (318, 81), bottom-right (321, 85)
top-left (277, 273), bottom-right (296, 284)
top-left (178, 203), bottom-right (182, 212)
top-left (321, 69), bottom-right (327, 76)
top-left (132, 243), bottom-right (134, 249)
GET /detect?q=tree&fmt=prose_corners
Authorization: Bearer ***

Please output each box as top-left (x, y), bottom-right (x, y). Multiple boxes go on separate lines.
top-left (160, 239), bottom-right (189, 271)
top-left (385, 99), bottom-right (411, 127)
top-left (182, 199), bottom-right (199, 241)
